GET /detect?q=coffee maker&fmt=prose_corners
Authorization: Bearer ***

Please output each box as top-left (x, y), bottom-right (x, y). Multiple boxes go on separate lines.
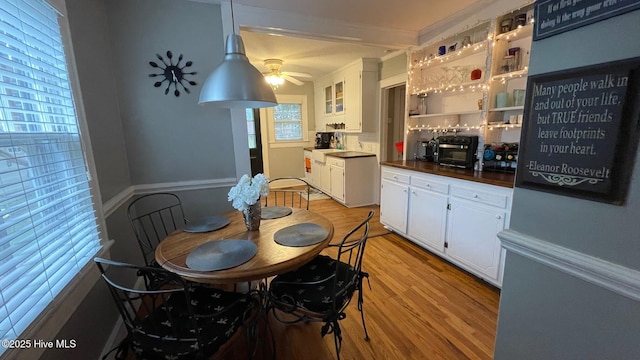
top-left (315, 132), bottom-right (333, 149)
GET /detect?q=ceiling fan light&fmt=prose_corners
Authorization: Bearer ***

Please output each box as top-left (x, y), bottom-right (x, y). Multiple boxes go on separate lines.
top-left (265, 74), bottom-right (285, 86)
top-left (199, 34), bottom-right (277, 108)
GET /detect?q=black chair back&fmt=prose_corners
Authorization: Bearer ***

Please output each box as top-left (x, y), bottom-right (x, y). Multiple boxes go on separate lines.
top-left (265, 177), bottom-right (312, 210)
top-left (127, 192), bottom-right (186, 266)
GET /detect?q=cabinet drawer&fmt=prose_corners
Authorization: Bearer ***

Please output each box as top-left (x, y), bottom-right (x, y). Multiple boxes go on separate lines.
top-left (411, 176), bottom-right (448, 194)
top-left (327, 158), bottom-right (345, 167)
top-left (450, 185), bottom-right (508, 208)
top-left (381, 169), bottom-right (410, 184)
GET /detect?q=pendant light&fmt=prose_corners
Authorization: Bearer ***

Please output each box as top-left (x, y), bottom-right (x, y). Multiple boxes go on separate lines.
top-left (198, 0), bottom-right (277, 108)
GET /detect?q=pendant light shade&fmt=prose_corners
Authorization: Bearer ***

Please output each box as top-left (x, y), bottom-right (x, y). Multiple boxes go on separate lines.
top-left (199, 34), bottom-right (277, 108)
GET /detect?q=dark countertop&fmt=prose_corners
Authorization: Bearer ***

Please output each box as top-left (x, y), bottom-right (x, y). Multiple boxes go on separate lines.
top-left (381, 160), bottom-right (515, 188)
top-left (325, 151), bottom-right (376, 158)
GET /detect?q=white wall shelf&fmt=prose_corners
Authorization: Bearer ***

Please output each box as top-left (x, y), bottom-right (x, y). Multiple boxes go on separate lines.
top-left (489, 106), bottom-right (524, 112)
top-left (409, 110), bottom-right (482, 118)
top-left (494, 23), bottom-right (533, 42)
top-left (490, 69), bottom-right (528, 82)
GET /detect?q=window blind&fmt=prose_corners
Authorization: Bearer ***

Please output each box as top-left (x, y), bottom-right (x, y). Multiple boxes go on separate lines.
top-left (0, 0), bottom-right (102, 352)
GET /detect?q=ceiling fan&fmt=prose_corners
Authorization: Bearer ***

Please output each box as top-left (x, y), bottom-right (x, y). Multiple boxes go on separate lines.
top-left (262, 59), bottom-right (311, 88)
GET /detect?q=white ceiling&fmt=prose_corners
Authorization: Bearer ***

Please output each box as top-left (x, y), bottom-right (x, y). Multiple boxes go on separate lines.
top-left (217, 0), bottom-right (490, 81)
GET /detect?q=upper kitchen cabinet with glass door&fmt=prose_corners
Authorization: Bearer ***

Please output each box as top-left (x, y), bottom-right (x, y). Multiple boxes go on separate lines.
top-left (314, 58), bottom-right (378, 133)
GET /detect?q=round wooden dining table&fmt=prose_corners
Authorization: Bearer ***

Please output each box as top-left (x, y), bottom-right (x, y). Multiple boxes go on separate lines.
top-left (155, 207), bottom-right (334, 285)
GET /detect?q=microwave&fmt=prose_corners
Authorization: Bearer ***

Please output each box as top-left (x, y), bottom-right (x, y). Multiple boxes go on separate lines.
top-left (437, 135), bottom-right (479, 169)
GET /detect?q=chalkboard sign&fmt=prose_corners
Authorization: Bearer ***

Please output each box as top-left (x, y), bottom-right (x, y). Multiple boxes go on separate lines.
top-left (534, 0), bottom-right (640, 40)
top-left (516, 58), bottom-right (640, 204)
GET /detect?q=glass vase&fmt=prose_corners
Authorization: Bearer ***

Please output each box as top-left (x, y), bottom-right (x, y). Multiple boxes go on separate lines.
top-left (243, 202), bottom-right (261, 231)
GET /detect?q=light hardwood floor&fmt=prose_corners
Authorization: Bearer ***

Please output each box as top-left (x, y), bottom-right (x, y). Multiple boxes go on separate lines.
top-left (260, 198), bottom-right (501, 360)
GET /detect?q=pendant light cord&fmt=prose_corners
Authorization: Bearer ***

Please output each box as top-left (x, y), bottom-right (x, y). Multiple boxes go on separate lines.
top-left (230, 0), bottom-right (236, 34)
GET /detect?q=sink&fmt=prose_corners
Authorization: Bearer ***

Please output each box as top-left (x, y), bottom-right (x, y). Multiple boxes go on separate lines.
top-left (312, 149), bottom-right (343, 162)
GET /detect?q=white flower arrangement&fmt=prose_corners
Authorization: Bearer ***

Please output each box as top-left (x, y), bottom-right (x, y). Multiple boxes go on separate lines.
top-left (228, 173), bottom-right (269, 212)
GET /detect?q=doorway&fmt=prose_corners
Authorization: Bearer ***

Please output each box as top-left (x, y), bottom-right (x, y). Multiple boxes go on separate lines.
top-left (246, 109), bottom-right (264, 176)
top-left (381, 84), bottom-right (406, 161)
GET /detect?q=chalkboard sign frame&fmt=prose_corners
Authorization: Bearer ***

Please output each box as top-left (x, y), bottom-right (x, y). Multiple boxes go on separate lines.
top-left (516, 58), bottom-right (640, 204)
top-left (534, 0), bottom-right (640, 41)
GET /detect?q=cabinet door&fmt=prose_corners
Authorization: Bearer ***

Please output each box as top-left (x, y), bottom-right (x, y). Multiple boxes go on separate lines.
top-left (324, 85), bottom-right (333, 115)
top-left (408, 187), bottom-right (447, 252)
top-left (329, 165), bottom-right (345, 201)
top-left (446, 198), bottom-right (505, 281)
top-left (380, 179), bottom-right (409, 233)
top-left (315, 86), bottom-right (327, 131)
top-left (334, 80), bottom-right (344, 114)
top-left (320, 162), bottom-right (331, 193)
top-left (343, 69), bottom-right (361, 131)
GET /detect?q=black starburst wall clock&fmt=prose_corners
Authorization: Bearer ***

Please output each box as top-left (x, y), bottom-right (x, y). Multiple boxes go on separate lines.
top-left (148, 51), bottom-right (197, 97)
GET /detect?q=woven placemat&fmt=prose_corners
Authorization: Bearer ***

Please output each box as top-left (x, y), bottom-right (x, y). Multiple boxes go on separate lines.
top-left (274, 223), bottom-right (329, 247)
top-left (261, 206), bottom-right (292, 219)
top-left (186, 239), bottom-right (257, 271)
top-left (184, 216), bottom-right (229, 233)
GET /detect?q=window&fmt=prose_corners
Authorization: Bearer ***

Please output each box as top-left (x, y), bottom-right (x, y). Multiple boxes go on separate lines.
top-left (273, 103), bottom-right (302, 141)
top-left (245, 108), bottom-right (257, 149)
top-left (267, 94), bottom-right (308, 147)
top-left (0, 0), bottom-right (102, 353)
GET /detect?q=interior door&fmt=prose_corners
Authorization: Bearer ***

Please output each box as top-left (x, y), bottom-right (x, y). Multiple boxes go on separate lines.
top-left (246, 109), bottom-right (264, 176)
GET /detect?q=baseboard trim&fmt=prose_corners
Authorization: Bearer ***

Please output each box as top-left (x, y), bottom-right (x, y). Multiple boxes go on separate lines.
top-left (498, 229), bottom-right (640, 302)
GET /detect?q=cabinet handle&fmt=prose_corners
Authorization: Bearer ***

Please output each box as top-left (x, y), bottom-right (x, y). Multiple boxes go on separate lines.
top-left (473, 193), bottom-right (479, 198)
top-left (426, 183), bottom-right (431, 187)
top-left (412, 191), bottom-right (417, 195)
top-left (496, 215), bottom-right (502, 219)
top-left (403, 189), bottom-right (407, 193)
top-left (393, 176), bottom-right (398, 180)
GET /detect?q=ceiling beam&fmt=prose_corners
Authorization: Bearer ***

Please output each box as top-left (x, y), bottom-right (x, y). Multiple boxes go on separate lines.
top-left (233, 3), bottom-right (418, 50)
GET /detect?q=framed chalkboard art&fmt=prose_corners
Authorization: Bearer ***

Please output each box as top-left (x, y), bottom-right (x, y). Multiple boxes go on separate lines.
top-left (516, 57), bottom-right (640, 204)
top-left (534, 0), bottom-right (640, 40)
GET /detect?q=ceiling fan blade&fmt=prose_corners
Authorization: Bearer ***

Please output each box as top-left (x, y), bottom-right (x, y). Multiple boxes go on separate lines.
top-left (282, 74), bottom-right (304, 86)
top-left (282, 71), bottom-right (312, 78)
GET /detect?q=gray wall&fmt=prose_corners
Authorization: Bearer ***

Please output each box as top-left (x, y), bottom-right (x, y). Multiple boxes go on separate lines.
top-left (38, 0), bottom-right (234, 358)
top-left (267, 81), bottom-right (315, 179)
top-left (68, 0), bottom-right (131, 202)
top-left (106, 0), bottom-right (236, 185)
top-left (495, 8), bottom-right (640, 360)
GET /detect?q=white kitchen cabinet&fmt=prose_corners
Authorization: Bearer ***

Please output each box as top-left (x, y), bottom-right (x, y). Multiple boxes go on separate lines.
top-left (314, 84), bottom-right (327, 132)
top-left (380, 169), bottom-right (410, 233)
top-left (320, 161), bottom-right (330, 193)
top-left (408, 185), bottom-right (448, 253)
top-left (446, 197), bottom-right (505, 281)
top-left (314, 58), bottom-right (378, 133)
top-left (327, 155), bottom-right (377, 207)
top-left (329, 162), bottom-right (345, 202)
top-left (380, 165), bottom-right (512, 287)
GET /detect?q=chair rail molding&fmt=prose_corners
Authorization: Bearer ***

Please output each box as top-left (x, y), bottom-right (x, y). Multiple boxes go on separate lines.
top-left (499, 229), bottom-right (640, 302)
top-left (102, 178), bottom-right (237, 217)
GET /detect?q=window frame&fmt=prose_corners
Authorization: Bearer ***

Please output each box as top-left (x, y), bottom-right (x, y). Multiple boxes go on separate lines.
top-left (266, 94), bottom-right (309, 148)
top-left (0, 1), bottom-right (110, 358)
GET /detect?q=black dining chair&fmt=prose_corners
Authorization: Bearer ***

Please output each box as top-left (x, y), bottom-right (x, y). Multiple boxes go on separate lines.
top-left (95, 257), bottom-right (258, 360)
top-left (267, 210), bottom-right (374, 360)
top-left (265, 177), bottom-right (312, 210)
top-left (127, 192), bottom-right (187, 267)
